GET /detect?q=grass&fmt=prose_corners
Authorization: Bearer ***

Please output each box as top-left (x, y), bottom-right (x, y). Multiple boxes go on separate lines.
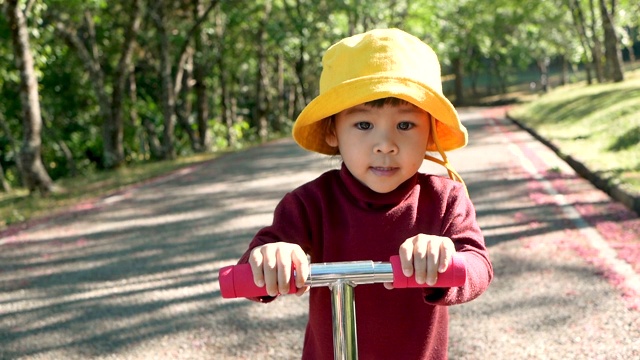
top-left (0, 152), bottom-right (221, 231)
top-left (508, 68), bottom-right (640, 196)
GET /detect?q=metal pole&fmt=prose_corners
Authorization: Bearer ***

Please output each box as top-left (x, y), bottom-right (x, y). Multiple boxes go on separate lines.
top-left (330, 280), bottom-right (357, 360)
top-left (306, 261), bottom-right (393, 360)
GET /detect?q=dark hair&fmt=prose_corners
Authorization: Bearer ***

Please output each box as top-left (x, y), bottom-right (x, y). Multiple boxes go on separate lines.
top-left (363, 97), bottom-right (411, 108)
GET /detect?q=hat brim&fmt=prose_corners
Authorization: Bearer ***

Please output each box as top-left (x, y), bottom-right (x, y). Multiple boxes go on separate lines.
top-left (292, 76), bottom-right (468, 155)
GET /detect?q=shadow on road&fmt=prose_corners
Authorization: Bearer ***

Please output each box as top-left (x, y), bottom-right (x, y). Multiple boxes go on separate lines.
top-left (0, 140), bottom-right (332, 359)
top-left (2, 114), bottom-right (639, 358)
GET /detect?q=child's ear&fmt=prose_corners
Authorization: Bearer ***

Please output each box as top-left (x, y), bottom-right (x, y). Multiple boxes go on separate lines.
top-left (324, 116), bottom-right (338, 147)
top-left (325, 131), bottom-right (338, 147)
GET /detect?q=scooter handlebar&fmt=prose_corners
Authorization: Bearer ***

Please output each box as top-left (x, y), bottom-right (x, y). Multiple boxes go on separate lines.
top-left (219, 254), bottom-right (466, 299)
top-left (389, 254), bottom-right (466, 289)
top-left (218, 263), bottom-right (298, 299)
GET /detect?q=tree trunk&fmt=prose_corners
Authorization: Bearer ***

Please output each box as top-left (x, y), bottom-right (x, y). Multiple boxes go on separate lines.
top-left (141, 117), bottom-right (164, 160)
top-left (0, 162), bottom-right (11, 193)
top-left (275, 54), bottom-right (286, 133)
top-left (0, 113), bottom-right (15, 192)
top-left (568, 0), bottom-right (594, 84)
top-left (255, 0), bottom-right (272, 143)
top-left (452, 57), bottom-right (465, 105)
top-left (560, 55), bottom-right (569, 86)
top-left (588, 0), bottom-right (606, 83)
top-left (108, 0), bottom-right (143, 167)
top-left (228, 96), bottom-right (239, 147)
top-left (176, 49), bottom-right (201, 152)
top-left (214, 11), bottom-right (235, 148)
top-left (57, 139), bottom-right (77, 178)
top-left (6, 0), bottom-right (54, 195)
top-left (156, 0), bottom-right (219, 157)
top-left (193, 0), bottom-right (211, 152)
top-left (599, 0), bottom-right (624, 82)
top-left (283, 0), bottom-right (310, 107)
top-left (0, 112), bottom-right (22, 180)
top-left (295, 41), bottom-right (310, 106)
top-left (624, 26), bottom-right (637, 63)
top-left (537, 57), bottom-right (550, 92)
top-left (287, 85), bottom-right (296, 124)
top-left (152, 1), bottom-right (177, 160)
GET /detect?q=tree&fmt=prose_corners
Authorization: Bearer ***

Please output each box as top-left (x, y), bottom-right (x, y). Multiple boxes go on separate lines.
top-left (51, 0), bottom-right (143, 169)
top-left (148, 0), bottom-right (220, 158)
top-left (0, 111), bottom-right (16, 192)
top-left (192, 0), bottom-right (212, 152)
top-left (0, 0), bottom-right (636, 192)
top-left (255, 0), bottom-right (272, 142)
top-left (4, 0), bottom-right (54, 194)
top-left (567, 0), bottom-right (596, 84)
top-left (150, 0), bottom-right (178, 160)
top-left (599, 0), bottom-right (624, 82)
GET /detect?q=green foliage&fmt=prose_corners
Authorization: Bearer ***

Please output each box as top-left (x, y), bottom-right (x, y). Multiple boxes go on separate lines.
top-left (0, 0), bottom-right (638, 195)
top-left (510, 69), bottom-right (640, 193)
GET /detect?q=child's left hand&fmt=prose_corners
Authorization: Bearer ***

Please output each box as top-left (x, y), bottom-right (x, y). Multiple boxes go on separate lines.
top-left (385, 234), bottom-right (456, 289)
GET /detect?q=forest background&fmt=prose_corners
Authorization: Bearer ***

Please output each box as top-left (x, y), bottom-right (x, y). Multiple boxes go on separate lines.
top-left (0, 0), bottom-right (639, 224)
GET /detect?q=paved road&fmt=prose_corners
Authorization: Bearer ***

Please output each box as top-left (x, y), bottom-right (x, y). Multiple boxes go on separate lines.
top-left (1, 107), bottom-right (639, 359)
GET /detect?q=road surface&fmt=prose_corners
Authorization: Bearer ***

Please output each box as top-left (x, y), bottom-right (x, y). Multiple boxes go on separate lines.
top-left (1, 107), bottom-right (639, 359)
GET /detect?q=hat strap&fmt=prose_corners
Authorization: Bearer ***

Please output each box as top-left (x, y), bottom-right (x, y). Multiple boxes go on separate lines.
top-left (426, 114), bottom-right (468, 194)
top-left (423, 154), bottom-right (464, 183)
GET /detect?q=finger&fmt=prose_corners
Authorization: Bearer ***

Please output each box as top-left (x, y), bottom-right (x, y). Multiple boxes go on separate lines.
top-left (438, 241), bottom-right (451, 273)
top-left (426, 240), bottom-right (440, 286)
top-left (249, 247), bottom-right (265, 288)
top-left (413, 258), bottom-right (427, 284)
top-left (262, 246), bottom-right (278, 297)
top-left (295, 285), bottom-right (310, 297)
top-left (413, 241), bottom-right (428, 285)
top-left (399, 238), bottom-right (415, 277)
top-left (383, 282), bottom-right (394, 290)
top-left (291, 247), bottom-right (309, 288)
top-left (276, 247), bottom-right (293, 294)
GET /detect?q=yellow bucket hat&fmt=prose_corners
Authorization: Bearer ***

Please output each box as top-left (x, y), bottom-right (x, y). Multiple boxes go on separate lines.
top-left (291, 28), bottom-right (468, 184)
top-left (292, 28), bottom-right (467, 154)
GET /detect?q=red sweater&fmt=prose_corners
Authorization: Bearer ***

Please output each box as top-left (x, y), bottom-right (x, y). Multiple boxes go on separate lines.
top-left (239, 164), bottom-right (493, 359)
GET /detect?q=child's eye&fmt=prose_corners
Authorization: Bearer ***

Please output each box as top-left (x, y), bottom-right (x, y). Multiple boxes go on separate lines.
top-left (397, 122), bottom-right (414, 130)
top-left (355, 122), bottom-right (372, 130)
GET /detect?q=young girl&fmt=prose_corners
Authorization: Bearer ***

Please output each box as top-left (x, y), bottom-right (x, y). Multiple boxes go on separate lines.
top-left (236, 28), bottom-right (493, 360)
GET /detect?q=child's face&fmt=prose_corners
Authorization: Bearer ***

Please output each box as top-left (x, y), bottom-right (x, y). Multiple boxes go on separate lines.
top-left (326, 102), bottom-right (431, 193)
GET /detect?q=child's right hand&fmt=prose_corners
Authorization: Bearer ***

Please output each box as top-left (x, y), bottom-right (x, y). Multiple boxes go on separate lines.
top-left (248, 242), bottom-right (310, 297)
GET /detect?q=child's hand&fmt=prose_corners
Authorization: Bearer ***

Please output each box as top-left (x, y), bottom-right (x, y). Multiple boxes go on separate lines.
top-left (248, 242), bottom-right (310, 297)
top-left (386, 234), bottom-right (456, 289)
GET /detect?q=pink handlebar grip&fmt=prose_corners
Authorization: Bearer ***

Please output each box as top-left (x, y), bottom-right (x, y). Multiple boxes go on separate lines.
top-left (390, 253), bottom-right (466, 288)
top-left (219, 254), bottom-right (466, 298)
top-left (219, 263), bottom-right (298, 299)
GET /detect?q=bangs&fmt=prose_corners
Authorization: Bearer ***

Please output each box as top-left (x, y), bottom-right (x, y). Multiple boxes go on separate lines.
top-left (363, 97), bottom-right (412, 108)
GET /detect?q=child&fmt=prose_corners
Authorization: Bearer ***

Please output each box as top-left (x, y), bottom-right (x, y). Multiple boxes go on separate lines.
top-left (236, 28), bottom-right (493, 359)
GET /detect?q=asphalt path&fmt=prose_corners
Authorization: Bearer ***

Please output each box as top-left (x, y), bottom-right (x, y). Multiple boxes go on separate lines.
top-left (1, 107), bottom-right (639, 359)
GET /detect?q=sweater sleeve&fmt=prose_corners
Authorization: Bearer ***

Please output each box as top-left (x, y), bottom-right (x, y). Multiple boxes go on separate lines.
top-left (424, 183), bottom-right (493, 306)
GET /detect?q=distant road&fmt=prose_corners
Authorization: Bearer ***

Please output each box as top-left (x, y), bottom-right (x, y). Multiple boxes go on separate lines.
top-left (1, 107), bottom-right (638, 359)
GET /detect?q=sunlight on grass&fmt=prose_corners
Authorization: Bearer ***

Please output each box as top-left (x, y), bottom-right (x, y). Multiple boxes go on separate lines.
top-left (509, 69), bottom-right (640, 195)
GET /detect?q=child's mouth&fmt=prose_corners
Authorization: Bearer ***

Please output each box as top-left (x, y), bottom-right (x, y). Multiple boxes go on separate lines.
top-left (370, 167), bottom-right (398, 176)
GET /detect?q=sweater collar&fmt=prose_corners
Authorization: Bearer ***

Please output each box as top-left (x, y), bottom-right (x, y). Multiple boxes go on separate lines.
top-left (338, 163), bottom-right (418, 208)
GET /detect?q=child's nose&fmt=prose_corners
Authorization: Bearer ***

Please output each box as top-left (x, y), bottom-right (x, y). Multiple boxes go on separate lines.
top-left (374, 133), bottom-right (398, 154)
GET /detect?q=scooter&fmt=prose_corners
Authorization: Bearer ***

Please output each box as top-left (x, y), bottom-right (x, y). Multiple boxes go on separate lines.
top-left (219, 254), bottom-right (466, 360)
